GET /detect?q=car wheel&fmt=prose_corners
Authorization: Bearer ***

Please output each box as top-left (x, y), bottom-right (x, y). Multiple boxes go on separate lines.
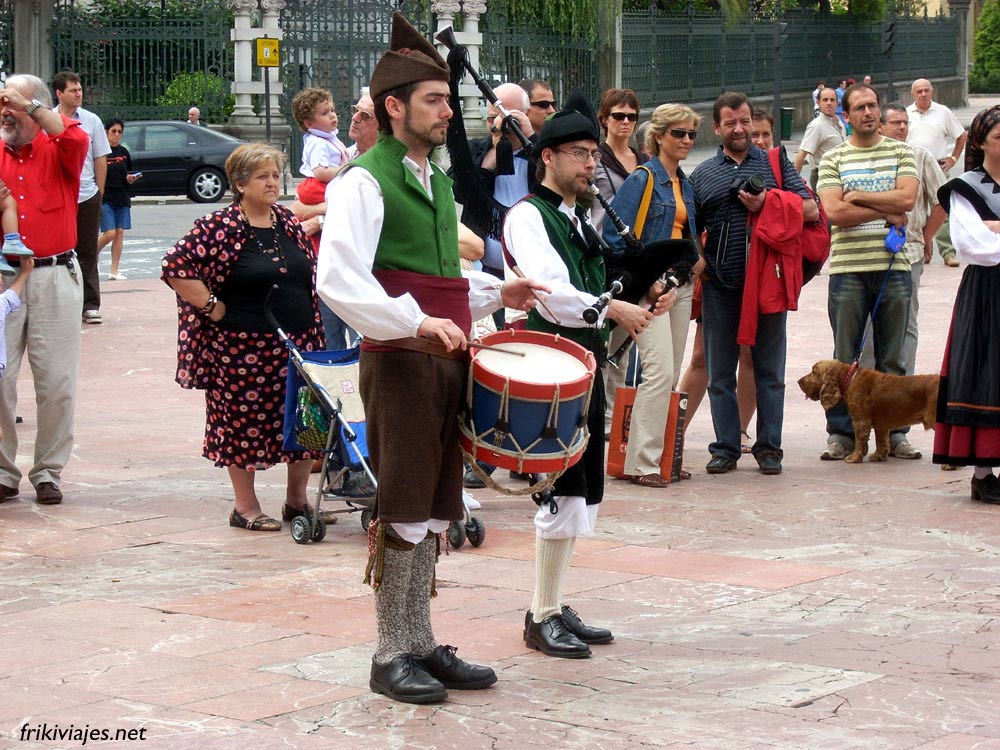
top-left (188, 167), bottom-right (227, 203)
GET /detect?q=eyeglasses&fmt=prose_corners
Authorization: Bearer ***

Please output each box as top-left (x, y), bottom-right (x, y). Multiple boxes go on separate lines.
top-left (609, 112), bottom-right (639, 122)
top-left (351, 105), bottom-right (374, 121)
top-left (667, 128), bottom-right (698, 140)
top-left (531, 100), bottom-right (556, 110)
top-left (554, 147), bottom-right (600, 164)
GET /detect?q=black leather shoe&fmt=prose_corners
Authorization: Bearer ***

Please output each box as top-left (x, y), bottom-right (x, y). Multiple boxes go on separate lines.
top-left (560, 605), bottom-right (614, 645)
top-left (971, 474), bottom-right (1000, 504)
top-left (416, 645), bottom-right (497, 690)
top-left (706, 455), bottom-right (738, 474)
top-left (524, 614), bottom-right (591, 658)
top-left (756, 451), bottom-right (783, 476)
top-left (463, 466), bottom-right (486, 489)
top-left (370, 654), bottom-right (447, 704)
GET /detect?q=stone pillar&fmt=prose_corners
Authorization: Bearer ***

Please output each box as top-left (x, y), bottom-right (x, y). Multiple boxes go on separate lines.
top-left (226, 0), bottom-right (292, 152)
top-left (949, 0), bottom-right (972, 105)
top-left (228, 0), bottom-right (260, 125)
top-left (14, 0), bottom-right (55, 82)
top-left (432, 0), bottom-right (488, 137)
top-left (598, 0), bottom-right (622, 91)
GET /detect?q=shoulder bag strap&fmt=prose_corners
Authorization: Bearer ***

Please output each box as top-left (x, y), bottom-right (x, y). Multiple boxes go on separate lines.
top-left (632, 165), bottom-right (656, 240)
top-left (768, 146), bottom-right (784, 189)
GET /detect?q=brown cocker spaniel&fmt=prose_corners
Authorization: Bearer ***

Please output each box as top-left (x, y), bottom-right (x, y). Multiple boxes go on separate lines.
top-left (797, 359), bottom-right (939, 463)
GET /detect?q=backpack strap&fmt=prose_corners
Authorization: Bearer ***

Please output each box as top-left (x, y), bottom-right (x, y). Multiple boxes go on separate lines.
top-left (632, 165), bottom-right (656, 240)
top-left (768, 147), bottom-right (784, 189)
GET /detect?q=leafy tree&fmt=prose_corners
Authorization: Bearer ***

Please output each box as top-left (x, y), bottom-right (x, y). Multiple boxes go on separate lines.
top-left (156, 71), bottom-right (235, 121)
top-left (971, 0), bottom-right (1000, 93)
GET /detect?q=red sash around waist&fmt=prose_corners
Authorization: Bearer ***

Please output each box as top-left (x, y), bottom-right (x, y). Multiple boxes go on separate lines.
top-left (364, 269), bottom-right (472, 355)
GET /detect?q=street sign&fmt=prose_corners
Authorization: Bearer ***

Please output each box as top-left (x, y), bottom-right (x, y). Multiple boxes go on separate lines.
top-left (256, 38), bottom-right (280, 68)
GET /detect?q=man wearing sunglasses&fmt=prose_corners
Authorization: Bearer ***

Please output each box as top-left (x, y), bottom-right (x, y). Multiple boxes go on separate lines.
top-left (346, 89), bottom-right (377, 159)
top-left (691, 91), bottom-right (818, 477)
top-left (519, 78), bottom-right (557, 133)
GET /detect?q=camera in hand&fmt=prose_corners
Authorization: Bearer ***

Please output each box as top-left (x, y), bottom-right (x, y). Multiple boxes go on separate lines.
top-left (729, 174), bottom-right (765, 200)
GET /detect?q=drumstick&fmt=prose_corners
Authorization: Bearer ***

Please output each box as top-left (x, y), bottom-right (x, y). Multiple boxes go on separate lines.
top-left (468, 342), bottom-right (526, 357)
top-left (509, 265), bottom-right (560, 324)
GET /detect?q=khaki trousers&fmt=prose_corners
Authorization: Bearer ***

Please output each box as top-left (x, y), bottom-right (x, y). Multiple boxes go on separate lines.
top-left (624, 286), bottom-right (693, 476)
top-left (0, 262), bottom-right (82, 488)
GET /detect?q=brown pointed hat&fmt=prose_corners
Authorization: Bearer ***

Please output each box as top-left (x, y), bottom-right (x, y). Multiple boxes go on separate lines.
top-left (369, 12), bottom-right (450, 100)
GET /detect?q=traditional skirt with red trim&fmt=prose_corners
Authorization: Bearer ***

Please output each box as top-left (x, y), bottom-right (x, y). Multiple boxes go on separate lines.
top-left (932, 264), bottom-right (1000, 466)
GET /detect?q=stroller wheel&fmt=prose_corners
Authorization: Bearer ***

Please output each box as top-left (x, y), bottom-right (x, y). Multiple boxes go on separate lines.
top-left (466, 516), bottom-right (486, 547)
top-left (447, 519), bottom-right (466, 549)
top-left (360, 508), bottom-right (373, 531)
top-left (290, 516), bottom-right (312, 545)
top-left (311, 517), bottom-right (327, 543)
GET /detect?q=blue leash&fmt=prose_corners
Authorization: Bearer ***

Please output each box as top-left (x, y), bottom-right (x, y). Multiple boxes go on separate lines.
top-left (853, 226), bottom-right (905, 364)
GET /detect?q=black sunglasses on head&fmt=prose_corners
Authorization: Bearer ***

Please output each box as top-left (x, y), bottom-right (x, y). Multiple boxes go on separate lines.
top-left (609, 112), bottom-right (638, 122)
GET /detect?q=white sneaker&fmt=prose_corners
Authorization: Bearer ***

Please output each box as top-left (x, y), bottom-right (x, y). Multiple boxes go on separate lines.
top-left (82, 310), bottom-right (102, 325)
top-left (462, 490), bottom-right (481, 510)
top-left (108, 272), bottom-right (127, 281)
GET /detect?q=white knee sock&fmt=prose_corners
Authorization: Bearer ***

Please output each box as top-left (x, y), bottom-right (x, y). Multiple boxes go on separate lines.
top-left (531, 536), bottom-right (576, 622)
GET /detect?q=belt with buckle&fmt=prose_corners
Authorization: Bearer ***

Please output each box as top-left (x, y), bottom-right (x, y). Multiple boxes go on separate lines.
top-left (9, 252), bottom-right (73, 267)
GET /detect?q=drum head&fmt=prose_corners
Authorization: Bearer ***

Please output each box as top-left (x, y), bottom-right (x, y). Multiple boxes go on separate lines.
top-left (475, 342), bottom-right (589, 384)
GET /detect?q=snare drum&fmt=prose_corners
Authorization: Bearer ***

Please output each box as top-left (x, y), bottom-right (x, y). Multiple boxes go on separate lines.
top-left (459, 329), bottom-right (596, 475)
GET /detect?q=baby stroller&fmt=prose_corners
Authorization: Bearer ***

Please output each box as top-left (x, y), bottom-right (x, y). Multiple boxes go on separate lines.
top-left (267, 287), bottom-right (485, 547)
top-left (268, 288), bottom-right (376, 544)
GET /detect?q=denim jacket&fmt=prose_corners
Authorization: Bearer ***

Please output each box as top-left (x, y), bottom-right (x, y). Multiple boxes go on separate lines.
top-left (602, 156), bottom-right (699, 267)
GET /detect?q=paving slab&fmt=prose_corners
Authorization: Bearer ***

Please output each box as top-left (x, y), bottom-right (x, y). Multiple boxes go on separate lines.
top-left (1, 180), bottom-right (999, 749)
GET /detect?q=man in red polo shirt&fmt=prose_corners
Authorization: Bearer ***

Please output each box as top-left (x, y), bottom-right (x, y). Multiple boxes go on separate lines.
top-left (0, 74), bottom-right (88, 505)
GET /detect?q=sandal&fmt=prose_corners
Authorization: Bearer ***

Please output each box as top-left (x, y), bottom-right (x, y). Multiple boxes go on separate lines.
top-left (741, 430), bottom-right (753, 454)
top-left (229, 509), bottom-right (282, 531)
top-left (282, 502), bottom-right (338, 525)
top-left (630, 473), bottom-right (669, 488)
top-left (678, 469), bottom-right (692, 481)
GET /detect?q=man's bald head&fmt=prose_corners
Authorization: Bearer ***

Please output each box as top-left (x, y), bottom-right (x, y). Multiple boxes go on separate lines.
top-left (493, 83), bottom-right (529, 113)
top-left (911, 78), bottom-right (933, 113)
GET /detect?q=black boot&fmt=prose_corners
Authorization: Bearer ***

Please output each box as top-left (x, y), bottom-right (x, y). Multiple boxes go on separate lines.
top-left (971, 474), bottom-right (1000, 504)
top-left (524, 614), bottom-right (591, 658)
top-left (416, 645), bottom-right (497, 689)
top-left (560, 605), bottom-right (614, 645)
top-left (370, 654), bottom-right (447, 704)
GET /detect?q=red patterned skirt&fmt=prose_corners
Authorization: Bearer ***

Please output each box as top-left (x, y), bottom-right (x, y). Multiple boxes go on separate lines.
top-left (203, 327), bottom-right (323, 470)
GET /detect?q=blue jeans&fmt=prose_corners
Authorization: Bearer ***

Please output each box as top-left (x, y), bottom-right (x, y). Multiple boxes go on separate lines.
top-left (826, 270), bottom-right (912, 439)
top-left (702, 280), bottom-right (787, 461)
top-left (320, 301), bottom-right (357, 350)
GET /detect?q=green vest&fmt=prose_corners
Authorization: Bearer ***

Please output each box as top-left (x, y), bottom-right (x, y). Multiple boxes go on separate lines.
top-left (351, 135), bottom-right (462, 278)
top-left (524, 194), bottom-right (608, 351)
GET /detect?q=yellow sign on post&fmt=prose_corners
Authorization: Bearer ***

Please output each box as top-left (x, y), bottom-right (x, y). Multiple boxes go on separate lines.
top-left (256, 38), bottom-right (280, 68)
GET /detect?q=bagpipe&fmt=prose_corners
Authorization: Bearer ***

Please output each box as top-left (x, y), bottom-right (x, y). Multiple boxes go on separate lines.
top-left (436, 27), bottom-right (694, 327)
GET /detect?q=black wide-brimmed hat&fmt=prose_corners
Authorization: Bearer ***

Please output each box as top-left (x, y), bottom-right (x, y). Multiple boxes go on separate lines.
top-left (369, 12), bottom-right (450, 100)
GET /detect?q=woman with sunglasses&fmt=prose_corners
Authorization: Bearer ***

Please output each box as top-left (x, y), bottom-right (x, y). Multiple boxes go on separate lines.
top-left (603, 103), bottom-right (703, 487)
top-left (591, 89), bottom-right (646, 233)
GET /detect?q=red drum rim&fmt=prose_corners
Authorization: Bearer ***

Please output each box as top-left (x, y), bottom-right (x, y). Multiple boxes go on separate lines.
top-left (470, 330), bottom-right (596, 401)
top-left (458, 425), bottom-right (588, 474)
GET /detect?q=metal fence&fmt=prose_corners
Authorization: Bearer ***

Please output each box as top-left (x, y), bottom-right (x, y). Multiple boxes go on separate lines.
top-left (480, 1), bottom-right (600, 106)
top-left (0, 0), bottom-right (12, 82)
top-left (49, 0), bottom-right (233, 122)
top-left (622, 6), bottom-right (958, 106)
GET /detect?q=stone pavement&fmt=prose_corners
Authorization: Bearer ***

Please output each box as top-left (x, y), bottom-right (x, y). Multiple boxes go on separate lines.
top-left (0, 246), bottom-right (998, 749)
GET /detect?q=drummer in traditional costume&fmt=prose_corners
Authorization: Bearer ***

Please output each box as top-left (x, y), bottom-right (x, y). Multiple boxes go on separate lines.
top-left (502, 105), bottom-right (676, 657)
top-left (316, 12), bottom-right (547, 704)
top-left (933, 104), bottom-right (1000, 504)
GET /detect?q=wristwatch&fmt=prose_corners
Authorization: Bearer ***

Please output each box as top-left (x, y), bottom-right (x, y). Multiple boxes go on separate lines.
top-left (25, 99), bottom-right (42, 118)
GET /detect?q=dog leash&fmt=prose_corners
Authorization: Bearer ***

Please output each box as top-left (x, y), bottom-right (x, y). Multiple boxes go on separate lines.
top-left (852, 227), bottom-right (904, 367)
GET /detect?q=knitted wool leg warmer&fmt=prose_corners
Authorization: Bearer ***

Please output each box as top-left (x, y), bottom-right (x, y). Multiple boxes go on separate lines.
top-left (531, 536), bottom-right (576, 623)
top-left (372, 531), bottom-right (415, 665)
top-left (406, 533), bottom-right (439, 657)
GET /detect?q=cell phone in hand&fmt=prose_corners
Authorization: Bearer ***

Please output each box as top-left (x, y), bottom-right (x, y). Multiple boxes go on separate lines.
top-left (128, 171), bottom-right (143, 179)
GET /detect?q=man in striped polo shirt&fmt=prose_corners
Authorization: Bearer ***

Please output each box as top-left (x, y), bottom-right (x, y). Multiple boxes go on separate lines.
top-left (816, 83), bottom-right (919, 461)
